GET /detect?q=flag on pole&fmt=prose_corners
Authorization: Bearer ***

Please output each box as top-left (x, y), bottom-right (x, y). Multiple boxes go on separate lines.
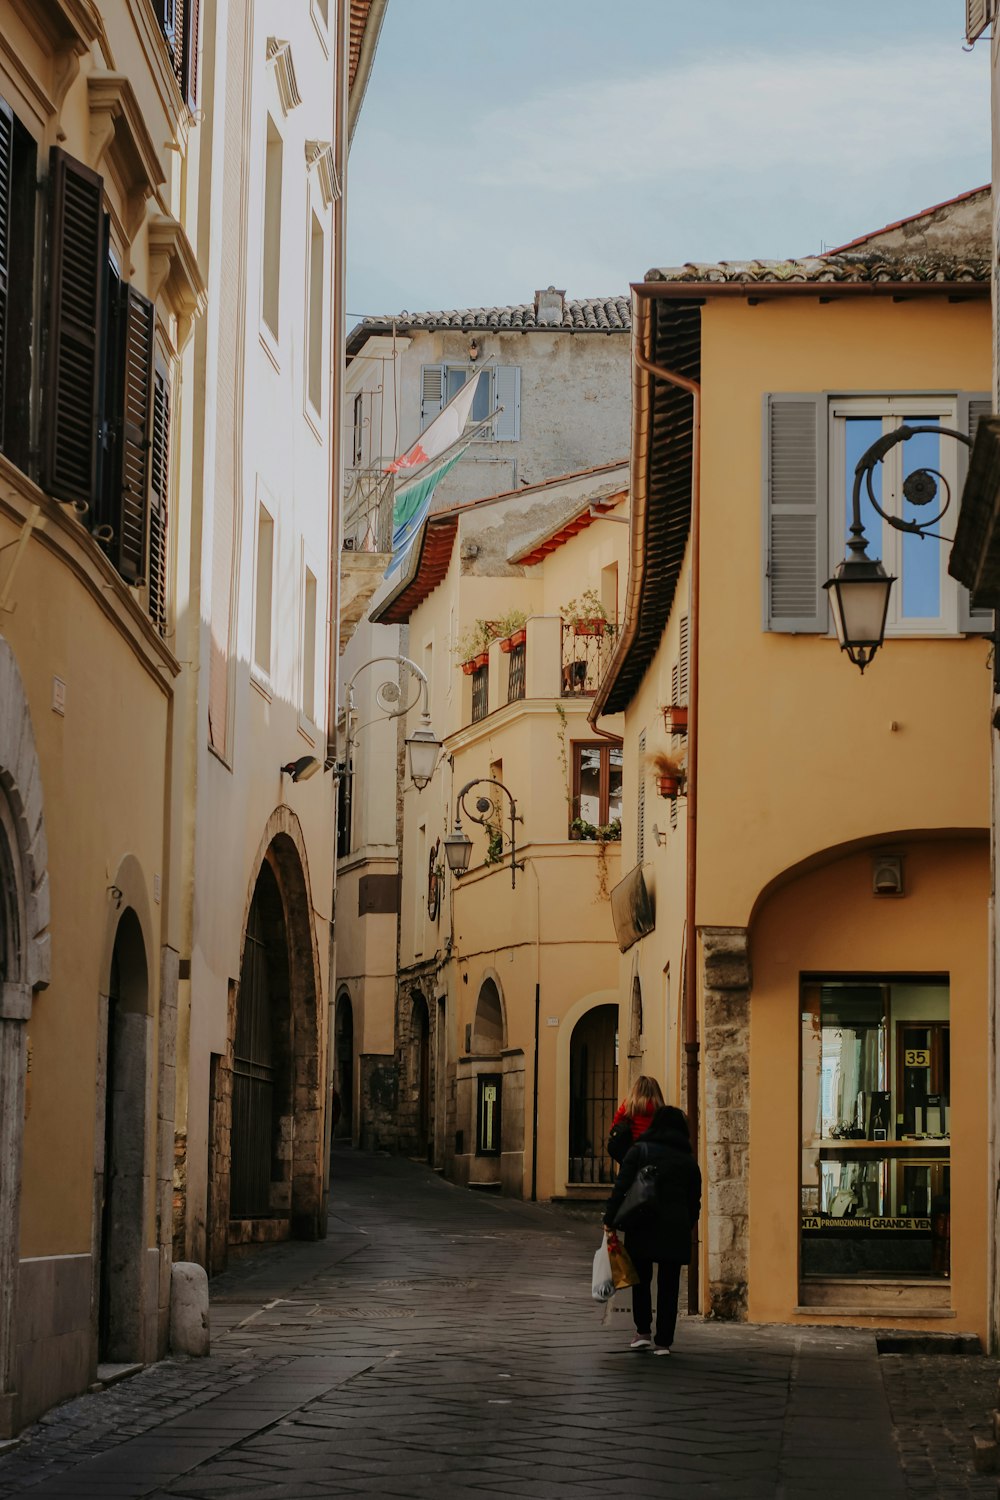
top-left (385, 448), bottom-right (468, 577)
top-left (384, 368), bottom-right (486, 474)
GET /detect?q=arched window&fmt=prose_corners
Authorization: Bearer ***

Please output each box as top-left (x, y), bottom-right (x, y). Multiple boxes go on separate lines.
top-left (473, 978), bottom-right (504, 1054)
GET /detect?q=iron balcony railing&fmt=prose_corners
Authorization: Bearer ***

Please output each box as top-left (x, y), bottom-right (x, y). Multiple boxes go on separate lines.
top-left (343, 464), bottom-right (393, 554)
top-left (471, 664), bottom-right (489, 722)
top-left (506, 641), bottom-right (526, 702)
top-left (560, 623), bottom-right (618, 698)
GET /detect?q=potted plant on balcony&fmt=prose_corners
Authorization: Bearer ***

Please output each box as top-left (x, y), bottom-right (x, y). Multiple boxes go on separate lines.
top-left (454, 621), bottom-right (502, 674)
top-left (498, 608), bottom-right (528, 653)
top-left (662, 703), bottom-right (688, 736)
top-left (648, 749), bottom-right (686, 799)
top-left (561, 588), bottom-right (614, 638)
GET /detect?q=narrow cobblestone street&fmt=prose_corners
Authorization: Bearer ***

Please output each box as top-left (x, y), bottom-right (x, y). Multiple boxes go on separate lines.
top-left (0, 1149), bottom-right (996, 1500)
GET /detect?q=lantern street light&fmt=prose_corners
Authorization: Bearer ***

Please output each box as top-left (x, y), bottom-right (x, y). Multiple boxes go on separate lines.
top-left (335, 654), bottom-right (441, 790)
top-left (824, 423), bottom-right (971, 673)
top-left (443, 778), bottom-right (524, 889)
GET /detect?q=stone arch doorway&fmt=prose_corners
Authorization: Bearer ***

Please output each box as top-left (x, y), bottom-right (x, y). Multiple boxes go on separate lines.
top-left (228, 825), bottom-right (323, 1244)
top-left (98, 907), bottom-right (149, 1362)
top-left (568, 1004), bottom-right (618, 1186)
top-left (334, 991), bottom-right (353, 1139)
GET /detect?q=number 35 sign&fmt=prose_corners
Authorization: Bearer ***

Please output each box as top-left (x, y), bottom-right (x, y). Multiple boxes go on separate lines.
top-left (905, 1048), bottom-right (931, 1068)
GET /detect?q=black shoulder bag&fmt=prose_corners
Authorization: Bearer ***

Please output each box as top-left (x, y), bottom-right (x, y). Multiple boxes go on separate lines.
top-left (612, 1144), bottom-right (658, 1229)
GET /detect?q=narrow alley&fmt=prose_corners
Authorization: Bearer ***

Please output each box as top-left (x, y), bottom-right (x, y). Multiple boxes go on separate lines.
top-left (0, 1151), bottom-right (994, 1500)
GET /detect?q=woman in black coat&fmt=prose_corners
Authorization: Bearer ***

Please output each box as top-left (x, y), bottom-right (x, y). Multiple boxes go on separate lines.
top-left (602, 1105), bottom-right (701, 1355)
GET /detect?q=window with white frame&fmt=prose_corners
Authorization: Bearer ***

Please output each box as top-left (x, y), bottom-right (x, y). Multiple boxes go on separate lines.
top-left (261, 117), bottom-right (283, 340)
top-left (306, 211), bottom-right (325, 415)
top-left (302, 566), bottom-right (317, 721)
top-left (420, 363), bottom-right (520, 441)
top-left (254, 504), bottom-right (274, 675)
top-left (763, 391), bottom-right (991, 638)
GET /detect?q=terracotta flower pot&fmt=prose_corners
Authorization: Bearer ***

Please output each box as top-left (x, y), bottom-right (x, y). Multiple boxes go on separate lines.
top-left (656, 773), bottom-right (683, 799)
top-left (573, 619), bottom-right (605, 637)
top-left (461, 659), bottom-right (477, 676)
top-left (500, 627), bottom-right (526, 651)
top-left (473, 651), bottom-right (489, 670)
top-left (663, 705), bottom-right (688, 735)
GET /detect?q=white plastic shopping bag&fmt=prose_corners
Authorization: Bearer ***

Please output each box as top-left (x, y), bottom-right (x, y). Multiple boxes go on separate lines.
top-left (591, 1236), bottom-right (614, 1301)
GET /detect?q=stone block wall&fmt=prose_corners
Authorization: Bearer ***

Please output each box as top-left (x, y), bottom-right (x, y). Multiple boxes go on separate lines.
top-left (701, 926), bottom-right (750, 1321)
top-left (359, 1054), bottom-right (398, 1150)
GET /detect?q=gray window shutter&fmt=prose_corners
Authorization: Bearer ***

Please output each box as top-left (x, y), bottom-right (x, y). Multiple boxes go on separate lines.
top-left (957, 391), bottom-right (993, 632)
top-left (419, 364), bottom-right (444, 430)
top-left (763, 394), bottom-right (828, 632)
top-left (493, 365), bottom-right (520, 441)
top-left (637, 729), bottom-right (646, 863)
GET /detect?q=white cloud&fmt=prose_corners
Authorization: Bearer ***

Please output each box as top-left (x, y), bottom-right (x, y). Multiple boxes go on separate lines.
top-left (347, 42), bottom-right (991, 311)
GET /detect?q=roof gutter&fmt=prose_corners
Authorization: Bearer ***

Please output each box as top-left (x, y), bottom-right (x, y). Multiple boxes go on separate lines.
top-left (347, 0), bottom-right (389, 146)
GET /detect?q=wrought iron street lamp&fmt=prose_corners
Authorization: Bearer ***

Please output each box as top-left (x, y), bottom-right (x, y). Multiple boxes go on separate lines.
top-left (443, 778), bottom-right (524, 888)
top-left (824, 423), bottom-right (971, 673)
top-left (336, 654), bottom-right (441, 790)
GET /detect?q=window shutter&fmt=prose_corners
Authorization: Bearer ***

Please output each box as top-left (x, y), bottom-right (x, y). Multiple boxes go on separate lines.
top-left (0, 99), bottom-right (12, 453)
top-left (763, 394), bottom-right (828, 632)
top-left (957, 391), bottom-right (994, 633)
top-left (42, 148), bottom-right (105, 510)
top-left (112, 284), bottom-right (154, 584)
top-left (679, 614), bottom-right (690, 703)
top-left (637, 729), bottom-right (646, 864)
top-left (182, 0), bottom-right (200, 107)
top-left (420, 364), bottom-right (444, 430)
top-left (148, 360), bottom-right (170, 634)
top-left (494, 365), bottom-right (520, 442)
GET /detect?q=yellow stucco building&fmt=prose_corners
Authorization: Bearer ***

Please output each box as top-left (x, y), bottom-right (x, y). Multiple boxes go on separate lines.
top-left (364, 464), bottom-right (633, 1201)
top-left (593, 193), bottom-right (995, 1341)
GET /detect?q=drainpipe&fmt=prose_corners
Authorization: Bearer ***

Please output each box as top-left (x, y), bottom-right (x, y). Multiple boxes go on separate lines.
top-left (326, 0), bottom-right (349, 769)
top-left (633, 343), bottom-right (701, 1317)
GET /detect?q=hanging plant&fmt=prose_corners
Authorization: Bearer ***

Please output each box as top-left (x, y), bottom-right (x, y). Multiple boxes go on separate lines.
top-left (647, 749), bottom-right (686, 800)
top-left (560, 588), bottom-right (615, 638)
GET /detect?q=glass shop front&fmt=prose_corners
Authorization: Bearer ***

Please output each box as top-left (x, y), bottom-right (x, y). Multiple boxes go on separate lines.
top-left (801, 978), bottom-right (950, 1281)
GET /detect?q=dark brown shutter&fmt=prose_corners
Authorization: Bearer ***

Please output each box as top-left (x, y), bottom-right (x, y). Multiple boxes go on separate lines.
top-left (42, 148), bottom-right (104, 509)
top-left (148, 360), bottom-right (170, 634)
top-left (0, 99), bottom-right (12, 453)
top-left (113, 284), bottom-right (154, 583)
top-left (153, 0), bottom-right (177, 52)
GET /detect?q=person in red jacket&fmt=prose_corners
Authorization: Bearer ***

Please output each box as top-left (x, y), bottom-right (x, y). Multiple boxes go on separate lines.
top-left (608, 1076), bottom-right (665, 1162)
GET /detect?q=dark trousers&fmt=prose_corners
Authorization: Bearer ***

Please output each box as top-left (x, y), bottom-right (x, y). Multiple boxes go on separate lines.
top-left (630, 1257), bottom-right (682, 1346)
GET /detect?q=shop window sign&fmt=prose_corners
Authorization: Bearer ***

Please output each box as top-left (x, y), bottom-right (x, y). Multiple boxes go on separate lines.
top-left (801, 978), bottom-right (950, 1280)
top-left (477, 1074), bottom-right (501, 1157)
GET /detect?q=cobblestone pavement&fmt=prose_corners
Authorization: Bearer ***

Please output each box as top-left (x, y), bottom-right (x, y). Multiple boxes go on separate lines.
top-left (0, 1149), bottom-right (996, 1498)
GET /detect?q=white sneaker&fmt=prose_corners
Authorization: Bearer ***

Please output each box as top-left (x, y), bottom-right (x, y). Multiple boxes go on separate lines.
top-left (630, 1334), bottom-right (652, 1350)
top-left (652, 1341), bottom-right (671, 1356)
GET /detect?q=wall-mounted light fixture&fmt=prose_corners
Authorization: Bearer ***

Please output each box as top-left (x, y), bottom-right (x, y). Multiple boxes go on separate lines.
top-left (443, 778), bottom-right (524, 888)
top-left (825, 423), bottom-right (971, 672)
top-left (334, 653), bottom-right (441, 792)
top-left (280, 755), bottom-right (320, 783)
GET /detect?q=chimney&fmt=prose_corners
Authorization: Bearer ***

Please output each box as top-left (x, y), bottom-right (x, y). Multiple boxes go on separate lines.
top-left (533, 286), bottom-right (566, 326)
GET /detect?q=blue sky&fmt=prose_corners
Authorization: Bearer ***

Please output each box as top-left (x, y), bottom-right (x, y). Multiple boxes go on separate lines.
top-left (346, 1), bottom-right (990, 318)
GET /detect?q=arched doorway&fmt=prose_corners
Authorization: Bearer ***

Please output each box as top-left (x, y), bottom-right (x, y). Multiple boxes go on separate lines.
top-left (568, 1004), bottom-right (618, 1185)
top-left (412, 994), bottom-right (431, 1159)
top-left (334, 991), bottom-right (353, 1140)
top-left (99, 907), bottom-right (149, 1361)
top-left (228, 830), bottom-right (323, 1241)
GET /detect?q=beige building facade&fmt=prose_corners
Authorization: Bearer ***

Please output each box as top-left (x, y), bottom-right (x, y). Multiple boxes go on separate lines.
top-left (594, 207), bottom-right (994, 1341)
top-left (352, 465), bottom-right (630, 1200)
top-left (0, 0), bottom-right (204, 1430)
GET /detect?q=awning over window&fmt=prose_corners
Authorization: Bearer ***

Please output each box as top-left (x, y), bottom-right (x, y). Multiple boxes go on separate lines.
top-left (610, 863), bottom-right (654, 953)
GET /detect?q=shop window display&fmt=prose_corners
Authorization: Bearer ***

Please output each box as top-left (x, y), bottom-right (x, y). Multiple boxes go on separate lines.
top-left (801, 979), bottom-right (950, 1279)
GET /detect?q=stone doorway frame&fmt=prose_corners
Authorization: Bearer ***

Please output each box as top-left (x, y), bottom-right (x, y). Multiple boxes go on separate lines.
top-left (219, 808), bottom-right (325, 1257)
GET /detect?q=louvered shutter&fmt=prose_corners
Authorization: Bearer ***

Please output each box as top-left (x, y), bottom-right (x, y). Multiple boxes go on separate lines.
top-left (42, 148), bottom-right (105, 510)
top-left (957, 391), bottom-right (994, 632)
top-left (113, 284), bottom-right (154, 584)
top-left (420, 364), bottom-right (444, 430)
top-left (679, 614), bottom-right (690, 702)
top-left (763, 394), bottom-right (828, 632)
top-left (182, 0), bottom-right (200, 107)
top-left (967, 0), bottom-right (991, 43)
top-left (0, 99), bottom-right (12, 453)
top-left (148, 361), bottom-right (170, 634)
top-left (637, 729), bottom-right (646, 863)
top-left (494, 365), bottom-right (520, 441)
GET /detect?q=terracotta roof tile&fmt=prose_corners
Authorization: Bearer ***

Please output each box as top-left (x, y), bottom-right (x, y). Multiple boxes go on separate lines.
top-left (350, 296), bottom-right (631, 342)
top-left (644, 253), bottom-right (990, 286)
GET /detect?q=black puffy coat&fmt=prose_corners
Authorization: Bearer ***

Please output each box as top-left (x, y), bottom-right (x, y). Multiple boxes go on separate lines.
top-left (602, 1127), bottom-right (702, 1264)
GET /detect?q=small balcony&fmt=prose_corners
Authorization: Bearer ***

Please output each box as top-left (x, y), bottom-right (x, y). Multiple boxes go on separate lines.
top-left (560, 623), bottom-right (617, 698)
top-left (340, 464), bottom-right (394, 652)
top-left (458, 614), bottom-right (619, 728)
